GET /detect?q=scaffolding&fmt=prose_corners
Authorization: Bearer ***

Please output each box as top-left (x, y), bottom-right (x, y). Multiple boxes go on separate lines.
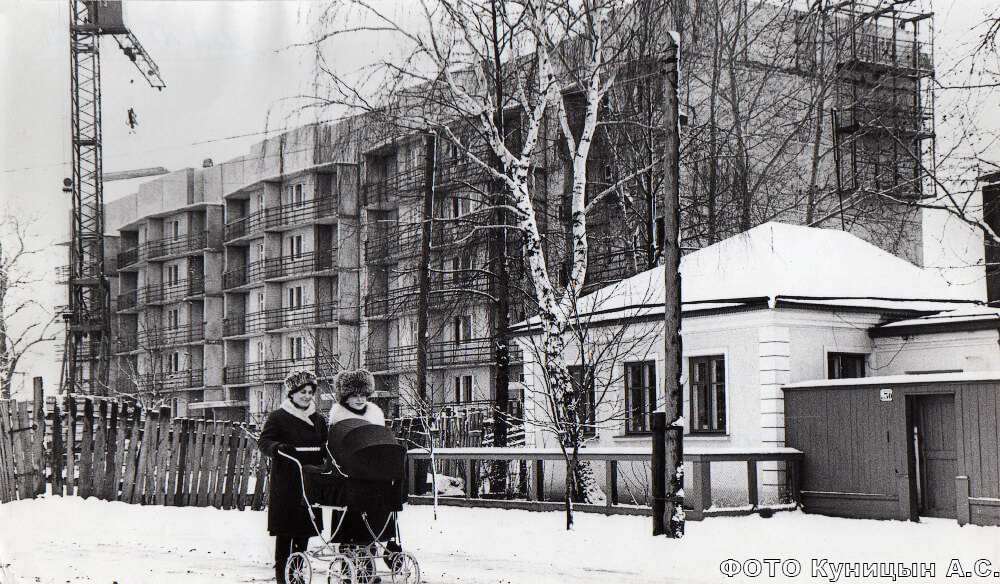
top-left (831, 0), bottom-right (935, 202)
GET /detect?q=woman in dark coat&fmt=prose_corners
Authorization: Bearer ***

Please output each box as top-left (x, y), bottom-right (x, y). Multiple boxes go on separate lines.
top-left (258, 369), bottom-right (328, 584)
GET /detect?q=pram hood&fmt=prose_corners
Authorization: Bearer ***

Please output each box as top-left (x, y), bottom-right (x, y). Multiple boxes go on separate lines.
top-left (328, 418), bottom-right (406, 482)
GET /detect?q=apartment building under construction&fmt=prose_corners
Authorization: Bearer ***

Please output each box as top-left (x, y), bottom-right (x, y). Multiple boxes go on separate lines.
top-left (99, 0), bottom-right (936, 422)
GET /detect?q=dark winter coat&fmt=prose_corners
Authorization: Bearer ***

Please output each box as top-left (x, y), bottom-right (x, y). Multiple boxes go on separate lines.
top-left (258, 407), bottom-right (328, 536)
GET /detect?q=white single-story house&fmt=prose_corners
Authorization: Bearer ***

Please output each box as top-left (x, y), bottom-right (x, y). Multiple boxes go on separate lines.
top-left (513, 222), bottom-right (991, 454)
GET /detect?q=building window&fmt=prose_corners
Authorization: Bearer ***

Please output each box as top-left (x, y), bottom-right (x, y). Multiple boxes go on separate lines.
top-left (286, 183), bottom-right (304, 207)
top-left (625, 361), bottom-right (657, 433)
top-left (168, 351), bottom-right (181, 374)
top-left (288, 235), bottom-right (303, 261)
top-left (288, 286), bottom-right (303, 309)
top-left (167, 264), bottom-right (179, 286)
top-left (828, 352), bottom-right (866, 379)
top-left (454, 375), bottom-right (472, 403)
top-left (689, 355), bottom-right (726, 434)
top-left (568, 365), bottom-right (597, 436)
top-left (453, 315), bottom-right (472, 345)
top-left (167, 309), bottom-right (179, 330)
top-left (169, 220), bottom-right (180, 240)
top-left (288, 337), bottom-right (303, 361)
top-left (256, 341), bottom-right (265, 363)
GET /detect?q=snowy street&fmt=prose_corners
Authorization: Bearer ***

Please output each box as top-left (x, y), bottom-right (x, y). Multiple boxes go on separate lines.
top-left (2, 496), bottom-right (999, 583)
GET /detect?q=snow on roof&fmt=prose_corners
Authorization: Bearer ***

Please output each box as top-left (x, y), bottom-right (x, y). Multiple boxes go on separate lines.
top-left (875, 305), bottom-right (1000, 329)
top-left (784, 370), bottom-right (1000, 389)
top-left (576, 222), bottom-right (970, 318)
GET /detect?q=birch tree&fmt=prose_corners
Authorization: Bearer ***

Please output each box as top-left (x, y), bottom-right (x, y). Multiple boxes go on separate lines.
top-left (306, 0), bottom-right (641, 528)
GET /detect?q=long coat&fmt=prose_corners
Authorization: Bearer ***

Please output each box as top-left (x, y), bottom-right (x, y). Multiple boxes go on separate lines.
top-left (258, 407), bottom-right (328, 536)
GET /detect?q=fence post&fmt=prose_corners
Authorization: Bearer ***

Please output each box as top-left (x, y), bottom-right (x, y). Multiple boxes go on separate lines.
top-left (32, 378), bottom-right (44, 497)
top-left (50, 397), bottom-right (63, 496)
top-left (651, 412), bottom-right (665, 534)
top-left (747, 460), bottom-right (759, 509)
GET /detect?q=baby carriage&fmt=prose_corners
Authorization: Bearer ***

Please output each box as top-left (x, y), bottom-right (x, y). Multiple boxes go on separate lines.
top-left (278, 418), bottom-right (420, 584)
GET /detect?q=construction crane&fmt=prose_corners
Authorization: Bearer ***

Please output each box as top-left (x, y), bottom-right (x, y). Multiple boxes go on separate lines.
top-left (62, 0), bottom-right (164, 396)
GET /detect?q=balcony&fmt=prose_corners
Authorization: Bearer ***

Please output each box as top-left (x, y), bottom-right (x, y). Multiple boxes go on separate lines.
top-left (144, 231), bottom-right (209, 260)
top-left (264, 250), bottom-right (335, 280)
top-left (224, 210), bottom-right (266, 242)
top-left (118, 289), bottom-right (138, 311)
top-left (137, 322), bottom-right (205, 347)
top-left (224, 362), bottom-right (267, 385)
top-left (138, 279), bottom-right (199, 305)
top-left (365, 224), bottom-right (422, 264)
top-left (264, 357), bottom-right (338, 381)
top-left (264, 301), bottom-right (339, 330)
top-left (114, 333), bottom-right (138, 353)
top-left (363, 166), bottom-right (426, 208)
top-left (118, 247), bottom-right (139, 269)
top-left (365, 275), bottom-right (491, 317)
top-left (122, 369), bottom-right (206, 394)
top-left (264, 198), bottom-right (337, 230)
top-left (431, 211), bottom-right (490, 248)
top-left (365, 337), bottom-right (523, 372)
top-left (222, 260), bottom-right (266, 290)
top-left (835, 103), bottom-right (932, 138)
top-left (841, 33), bottom-right (932, 75)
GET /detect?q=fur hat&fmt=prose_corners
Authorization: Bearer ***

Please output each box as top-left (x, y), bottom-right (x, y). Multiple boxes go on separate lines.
top-left (284, 369), bottom-right (318, 396)
top-left (335, 369), bottom-right (375, 402)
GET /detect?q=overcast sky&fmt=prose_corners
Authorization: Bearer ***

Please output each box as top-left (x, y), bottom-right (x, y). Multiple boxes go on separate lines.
top-left (0, 0), bottom-right (997, 395)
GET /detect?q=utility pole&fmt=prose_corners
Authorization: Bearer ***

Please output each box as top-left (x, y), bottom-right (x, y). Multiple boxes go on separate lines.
top-left (416, 132), bottom-right (436, 401)
top-left (661, 32), bottom-right (685, 538)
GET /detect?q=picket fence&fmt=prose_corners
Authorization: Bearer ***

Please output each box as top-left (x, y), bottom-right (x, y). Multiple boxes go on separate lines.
top-left (0, 389), bottom-right (270, 510)
top-left (1, 385), bottom-right (512, 510)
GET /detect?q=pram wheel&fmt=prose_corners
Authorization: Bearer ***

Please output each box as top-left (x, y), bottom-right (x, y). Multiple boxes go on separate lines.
top-left (389, 552), bottom-right (420, 584)
top-left (343, 548), bottom-right (377, 584)
top-left (327, 555), bottom-right (358, 584)
top-left (285, 552), bottom-right (312, 584)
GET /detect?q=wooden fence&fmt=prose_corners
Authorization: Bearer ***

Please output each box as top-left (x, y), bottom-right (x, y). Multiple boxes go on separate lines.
top-left (0, 386), bottom-right (270, 510)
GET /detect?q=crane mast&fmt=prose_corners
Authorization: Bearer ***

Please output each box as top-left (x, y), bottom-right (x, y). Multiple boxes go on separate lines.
top-left (63, 0), bottom-right (163, 396)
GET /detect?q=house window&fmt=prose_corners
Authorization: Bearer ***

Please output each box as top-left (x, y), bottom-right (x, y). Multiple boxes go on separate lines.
top-left (167, 264), bottom-right (179, 286)
top-left (828, 352), bottom-right (866, 379)
top-left (568, 365), bottom-right (597, 436)
top-left (453, 315), bottom-right (472, 345)
top-left (257, 291), bottom-right (265, 311)
top-left (451, 197), bottom-right (470, 218)
top-left (288, 286), bottom-right (303, 309)
top-left (255, 192), bottom-right (264, 213)
top-left (256, 341), bottom-right (265, 363)
top-left (625, 361), bottom-right (657, 433)
top-left (257, 242), bottom-right (265, 261)
top-left (454, 375), bottom-right (472, 403)
top-left (286, 183), bottom-right (304, 207)
top-left (168, 352), bottom-right (181, 374)
top-left (169, 220), bottom-right (180, 240)
top-left (689, 355), bottom-right (726, 434)
top-left (288, 336), bottom-right (303, 361)
top-left (167, 309), bottom-right (179, 330)
top-left (288, 235), bottom-right (303, 261)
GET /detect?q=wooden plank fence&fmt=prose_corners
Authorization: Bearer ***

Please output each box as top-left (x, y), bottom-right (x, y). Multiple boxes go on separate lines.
top-left (0, 382), bottom-right (271, 511)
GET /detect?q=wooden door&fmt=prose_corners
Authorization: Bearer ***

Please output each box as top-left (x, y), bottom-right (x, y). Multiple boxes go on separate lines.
top-left (913, 394), bottom-right (957, 519)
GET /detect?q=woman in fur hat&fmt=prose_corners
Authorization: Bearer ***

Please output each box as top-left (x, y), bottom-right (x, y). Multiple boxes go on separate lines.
top-left (258, 369), bottom-right (328, 584)
top-left (328, 368), bottom-right (385, 427)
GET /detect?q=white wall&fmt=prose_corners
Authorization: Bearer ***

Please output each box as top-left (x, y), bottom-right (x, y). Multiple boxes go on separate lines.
top-left (874, 330), bottom-right (1000, 374)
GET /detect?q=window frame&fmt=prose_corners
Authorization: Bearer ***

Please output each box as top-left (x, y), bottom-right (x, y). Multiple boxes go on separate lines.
top-left (827, 352), bottom-right (867, 380)
top-left (688, 354), bottom-right (727, 435)
top-left (624, 360), bottom-right (657, 434)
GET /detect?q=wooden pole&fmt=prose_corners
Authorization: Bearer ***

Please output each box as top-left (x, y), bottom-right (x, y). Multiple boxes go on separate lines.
top-left (662, 32), bottom-right (685, 538)
top-left (32, 378), bottom-right (45, 496)
top-left (651, 411), bottom-right (666, 535)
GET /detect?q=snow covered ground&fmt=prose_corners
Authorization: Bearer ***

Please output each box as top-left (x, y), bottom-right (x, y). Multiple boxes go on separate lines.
top-left (2, 496), bottom-right (999, 583)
